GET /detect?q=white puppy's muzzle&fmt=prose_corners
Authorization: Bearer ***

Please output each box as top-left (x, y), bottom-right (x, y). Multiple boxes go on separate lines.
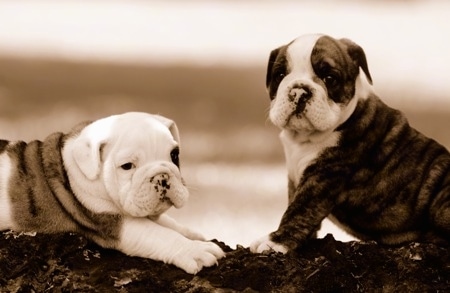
top-left (149, 172), bottom-right (185, 209)
top-left (121, 163), bottom-right (188, 217)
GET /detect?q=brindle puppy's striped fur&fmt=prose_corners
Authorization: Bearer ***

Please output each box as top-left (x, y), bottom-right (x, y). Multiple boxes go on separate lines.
top-left (271, 95), bottom-right (450, 249)
top-left (252, 34), bottom-right (450, 253)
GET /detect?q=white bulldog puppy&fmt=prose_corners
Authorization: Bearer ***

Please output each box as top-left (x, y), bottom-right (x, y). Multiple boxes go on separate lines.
top-left (0, 112), bottom-right (224, 274)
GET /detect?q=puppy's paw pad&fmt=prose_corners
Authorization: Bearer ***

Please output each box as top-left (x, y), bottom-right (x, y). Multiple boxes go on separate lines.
top-left (250, 235), bottom-right (288, 254)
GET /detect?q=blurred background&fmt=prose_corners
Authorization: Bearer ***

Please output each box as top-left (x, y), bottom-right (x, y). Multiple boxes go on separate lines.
top-left (0, 0), bottom-right (449, 248)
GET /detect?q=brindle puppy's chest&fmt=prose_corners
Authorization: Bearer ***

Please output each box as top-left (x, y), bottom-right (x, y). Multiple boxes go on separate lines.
top-left (281, 131), bottom-right (351, 238)
top-left (281, 130), bottom-right (341, 192)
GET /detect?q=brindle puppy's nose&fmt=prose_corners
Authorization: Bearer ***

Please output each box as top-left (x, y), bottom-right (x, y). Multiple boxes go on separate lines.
top-left (288, 85), bottom-right (312, 114)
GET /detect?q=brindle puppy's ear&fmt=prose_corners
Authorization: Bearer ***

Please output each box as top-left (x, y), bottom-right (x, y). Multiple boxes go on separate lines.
top-left (340, 38), bottom-right (373, 85)
top-left (266, 47), bottom-right (282, 89)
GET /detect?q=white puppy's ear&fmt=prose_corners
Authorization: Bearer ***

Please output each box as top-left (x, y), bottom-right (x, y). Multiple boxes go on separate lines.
top-left (70, 118), bottom-right (114, 181)
top-left (152, 115), bottom-right (181, 144)
top-left (72, 135), bottom-right (106, 181)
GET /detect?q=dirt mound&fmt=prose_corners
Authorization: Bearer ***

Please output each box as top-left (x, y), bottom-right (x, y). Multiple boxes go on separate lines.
top-left (0, 231), bottom-right (448, 292)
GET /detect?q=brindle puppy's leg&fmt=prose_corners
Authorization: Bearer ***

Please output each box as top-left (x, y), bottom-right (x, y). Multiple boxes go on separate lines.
top-left (251, 175), bottom-right (338, 253)
top-left (270, 188), bottom-right (334, 250)
top-left (287, 178), bottom-right (319, 239)
top-left (287, 179), bottom-right (296, 204)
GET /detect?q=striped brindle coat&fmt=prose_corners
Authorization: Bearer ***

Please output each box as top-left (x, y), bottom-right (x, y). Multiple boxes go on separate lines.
top-left (251, 34), bottom-right (450, 254)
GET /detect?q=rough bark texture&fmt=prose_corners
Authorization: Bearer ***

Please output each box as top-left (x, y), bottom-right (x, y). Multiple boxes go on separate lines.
top-left (0, 231), bottom-right (448, 292)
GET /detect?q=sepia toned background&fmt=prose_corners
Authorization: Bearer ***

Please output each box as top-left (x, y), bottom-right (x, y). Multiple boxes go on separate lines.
top-left (0, 0), bottom-right (449, 248)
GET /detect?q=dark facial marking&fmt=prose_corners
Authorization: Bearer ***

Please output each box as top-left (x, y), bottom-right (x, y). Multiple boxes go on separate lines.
top-left (0, 140), bottom-right (9, 152)
top-left (311, 35), bottom-right (372, 104)
top-left (266, 45), bottom-right (290, 100)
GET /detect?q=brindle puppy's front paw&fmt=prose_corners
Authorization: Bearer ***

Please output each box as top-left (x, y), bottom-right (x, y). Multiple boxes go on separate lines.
top-left (250, 234), bottom-right (288, 254)
top-left (173, 241), bottom-right (225, 274)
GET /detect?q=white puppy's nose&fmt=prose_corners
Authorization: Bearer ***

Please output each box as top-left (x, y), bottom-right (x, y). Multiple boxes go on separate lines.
top-left (150, 173), bottom-right (185, 208)
top-left (150, 173), bottom-right (170, 197)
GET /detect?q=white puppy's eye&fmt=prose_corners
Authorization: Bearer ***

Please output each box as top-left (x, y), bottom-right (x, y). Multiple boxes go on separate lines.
top-left (170, 147), bottom-right (180, 167)
top-left (120, 162), bottom-right (135, 170)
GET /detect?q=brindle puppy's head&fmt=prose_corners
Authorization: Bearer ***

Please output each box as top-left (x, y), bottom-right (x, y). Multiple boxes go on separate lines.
top-left (266, 34), bottom-right (373, 140)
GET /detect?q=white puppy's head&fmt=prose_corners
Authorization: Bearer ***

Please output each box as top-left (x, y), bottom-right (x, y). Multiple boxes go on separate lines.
top-left (266, 34), bottom-right (374, 140)
top-left (63, 112), bottom-right (188, 217)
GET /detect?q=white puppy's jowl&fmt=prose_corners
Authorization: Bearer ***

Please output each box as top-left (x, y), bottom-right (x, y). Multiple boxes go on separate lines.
top-left (0, 112), bottom-right (224, 274)
top-left (251, 34), bottom-right (450, 254)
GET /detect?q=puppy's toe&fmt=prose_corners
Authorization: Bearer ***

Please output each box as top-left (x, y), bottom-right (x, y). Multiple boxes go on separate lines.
top-left (250, 235), bottom-right (288, 254)
top-left (202, 241), bottom-right (226, 259)
top-left (177, 259), bottom-right (203, 275)
top-left (193, 241), bottom-right (225, 267)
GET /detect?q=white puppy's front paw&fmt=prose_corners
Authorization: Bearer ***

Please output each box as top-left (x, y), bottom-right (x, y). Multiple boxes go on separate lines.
top-left (250, 234), bottom-right (288, 254)
top-left (173, 241), bottom-right (225, 274)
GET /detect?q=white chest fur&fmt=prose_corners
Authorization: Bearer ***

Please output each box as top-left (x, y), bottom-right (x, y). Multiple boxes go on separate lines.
top-left (280, 130), bottom-right (340, 186)
top-left (0, 151), bottom-right (13, 230)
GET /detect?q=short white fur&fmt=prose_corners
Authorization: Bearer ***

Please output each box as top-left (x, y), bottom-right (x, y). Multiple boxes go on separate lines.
top-left (118, 215), bottom-right (224, 275)
top-left (0, 151), bottom-right (12, 230)
top-left (62, 112), bottom-right (226, 273)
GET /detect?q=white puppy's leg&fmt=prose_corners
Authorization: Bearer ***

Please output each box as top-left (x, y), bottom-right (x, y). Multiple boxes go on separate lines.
top-left (153, 214), bottom-right (206, 241)
top-left (118, 217), bottom-right (224, 274)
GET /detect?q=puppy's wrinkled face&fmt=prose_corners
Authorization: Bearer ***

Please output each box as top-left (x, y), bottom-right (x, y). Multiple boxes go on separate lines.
top-left (266, 34), bottom-right (373, 138)
top-left (68, 112), bottom-right (188, 217)
top-left (104, 115), bottom-right (187, 217)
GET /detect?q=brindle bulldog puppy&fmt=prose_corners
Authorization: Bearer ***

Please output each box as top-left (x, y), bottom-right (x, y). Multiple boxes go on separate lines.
top-left (251, 34), bottom-right (450, 254)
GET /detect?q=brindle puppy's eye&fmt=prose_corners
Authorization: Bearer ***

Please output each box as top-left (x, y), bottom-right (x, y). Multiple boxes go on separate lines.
top-left (120, 162), bottom-right (135, 170)
top-left (170, 147), bottom-right (180, 167)
top-left (323, 74), bottom-right (340, 87)
top-left (274, 70), bottom-right (285, 84)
